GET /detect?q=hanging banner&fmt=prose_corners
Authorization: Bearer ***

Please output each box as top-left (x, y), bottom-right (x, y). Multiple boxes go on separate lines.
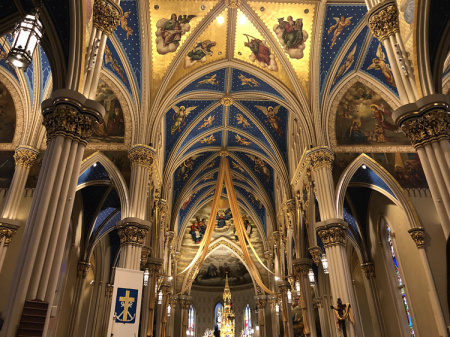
top-left (107, 268), bottom-right (143, 337)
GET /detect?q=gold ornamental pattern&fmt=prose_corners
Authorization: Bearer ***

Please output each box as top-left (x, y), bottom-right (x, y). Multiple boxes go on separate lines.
top-left (117, 225), bottom-right (148, 246)
top-left (0, 227), bottom-right (17, 246)
top-left (93, 0), bottom-right (123, 36)
top-left (306, 148), bottom-right (334, 171)
top-left (43, 105), bottom-right (99, 145)
top-left (367, 2), bottom-right (399, 41)
top-left (361, 262), bottom-right (376, 278)
top-left (14, 146), bottom-right (39, 169)
top-left (408, 228), bottom-right (425, 248)
top-left (308, 247), bottom-right (322, 266)
top-left (225, 0), bottom-right (241, 8)
top-left (399, 109), bottom-right (450, 149)
top-left (128, 145), bottom-right (156, 169)
top-left (317, 225), bottom-right (347, 247)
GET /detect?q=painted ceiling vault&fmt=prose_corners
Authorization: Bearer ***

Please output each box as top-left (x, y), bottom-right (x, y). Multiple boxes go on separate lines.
top-left (0, 0), bottom-right (447, 289)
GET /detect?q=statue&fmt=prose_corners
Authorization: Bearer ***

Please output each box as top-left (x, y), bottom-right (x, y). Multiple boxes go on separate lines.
top-left (330, 298), bottom-right (355, 337)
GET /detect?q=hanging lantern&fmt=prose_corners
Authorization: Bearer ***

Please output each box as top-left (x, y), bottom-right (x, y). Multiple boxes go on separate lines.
top-left (275, 303), bottom-right (280, 315)
top-left (287, 289), bottom-right (292, 303)
top-left (158, 290), bottom-right (163, 304)
top-left (167, 304), bottom-right (171, 317)
top-left (7, 9), bottom-right (44, 69)
top-left (321, 253), bottom-right (329, 274)
top-left (143, 269), bottom-right (149, 286)
top-left (308, 268), bottom-right (315, 286)
top-left (295, 280), bottom-right (301, 295)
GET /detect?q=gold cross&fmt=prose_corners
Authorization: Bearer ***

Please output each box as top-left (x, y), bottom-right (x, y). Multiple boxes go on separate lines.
top-left (119, 290), bottom-right (135, 321)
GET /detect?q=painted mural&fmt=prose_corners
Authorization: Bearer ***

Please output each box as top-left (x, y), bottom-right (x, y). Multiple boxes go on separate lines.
top-left (156, 13), bottom-right (196, 55)
top-left (92, 80), bottom-right (125, 143)
top-left (335, 82), bottom-right (409, 145)
top-left (273, 15), bottom-right (308, 59)
top-left (0, 81), bottom-right (16, 143)
top-left (185, 40), bottom-right (216, 68)
top-left (367, 44), bottom-right (396, 87)
top-left (334, 152), bottom-right (428, 189)
top-left (327, 15), bottom-right (353, 48)
top-left (243, 35), bottom-right (278, 71)
top-left (193, 246), bottom-right (252, 287)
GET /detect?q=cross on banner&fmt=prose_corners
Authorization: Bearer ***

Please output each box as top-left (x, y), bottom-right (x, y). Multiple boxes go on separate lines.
top-left (115, 288), bottom-right (138, 324)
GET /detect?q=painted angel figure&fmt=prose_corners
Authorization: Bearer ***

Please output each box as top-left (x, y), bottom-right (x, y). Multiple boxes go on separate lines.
top-left (197, 74), bottom-right (218, 86)
top-left (247, 154), bottom-right (270, 181)
top-left (200, 134), bottom-right (216, 144)
top-left (274, 16), bottom-right (308, 59)
top-left (185, 40), bottom-right (216, 68)
top-left (243, 34), bottom-right (278, 71)
top-left (119, 11), bottom-right (133, 39)
top-left (235, 134), bottom-right (252, 146)
top-left (198, 115), bottom-right (215, 130)
top-left (255, 105), bottom-right (283, 136)
top-left (328, 15), bottom-right (352, 48)
top-left (155, 14), bottom-right (196, 55)
top-left (235, 113), bottom-right (251, 128)
top-left (104, 46), bottom-right (127, 83)
top-left (170, 105), bottom-right (197, 134)
top-left (367, 44), bottom-right (396, 87)
top-left (333, 45), bottom-right (357, 84)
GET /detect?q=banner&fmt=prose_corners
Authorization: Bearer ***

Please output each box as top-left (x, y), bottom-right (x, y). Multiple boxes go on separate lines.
top-left (107, 268), bottom-right (143, 337)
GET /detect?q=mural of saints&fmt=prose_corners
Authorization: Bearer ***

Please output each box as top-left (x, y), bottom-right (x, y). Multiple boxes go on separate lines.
top-left (185, 40), bottom-right (216, 68)
top-left (273, 16), bottom-right (308, 59)
top-left (170, 105), bottom-right (197, 134)
top-left (255, 105), bottom-right (283, 136)
top-left (367, 44), bottom-right (396, 87)
top-left (190, 216), bottom-right (207, 243)
top-left (328, 15), bottom-right (353, 48)
top-left (156, 14), bottom-right (196, 55)
top-left (247, 154), bottom-right (271, 181)
top-left (243, 35), bottom-right (278, 71)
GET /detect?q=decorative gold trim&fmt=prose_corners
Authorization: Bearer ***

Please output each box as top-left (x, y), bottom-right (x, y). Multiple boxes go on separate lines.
top-left (306, 147), bottom-right (334, 171)
top-left (14, 146), bottom-right (39, 169)
top-left (105, 284), bottom-right (114, 298)
top-left (367, 1), bottom-right (400, 41)
top-left (308, 247), bottom-right (322, 266)
top-left (317, 224), bottom-right (347, 247)
top-left (408, 227), bottom-right (425, 248)
top-left (225, 0), bottom-right (241, 9)
top-left (93, 0), bottom-right (123, 36)
top-left (0, 226), bottom-right (18, 246)
top-left (117, 224), bottom-right (148, 246)
top-left (141, 247), bottom-right (150, 270)
top-left (128, 144), bottom-right (156, 170)
top-left (361, 262), bottom-right (376, 278)
top-left (220, 95), bottom-right (234, 106)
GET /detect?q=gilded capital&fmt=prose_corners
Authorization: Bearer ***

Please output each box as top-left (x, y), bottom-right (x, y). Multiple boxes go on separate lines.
top-left (105, 284), bottom-right (114, 298)
top-left (367, 1), bottom-right (399, 41)
top-left (0, 226), bottom-right (18, 246)
top-left (93, 0), bottom-right (123, 35)
top-left (255, 299), bottom-right (267, 309)
top-left (140, 247), bottom-right (150, 269)
top-left (128, 145), bottom-right (156, 170)
top-left (117, 224), bottom-right (148, 246)
top-left (361, 262), bottom-right (376, 278)
top-left (398, 106), bottom-right (449, 149)
top-left (14, 146), bottom-right (39, 169)
top-left (179, 298), bottom-right (192, 309)
top-left (308, 247), bottom-right (322, 266)
top-left (317, 224), bottom-right (347, 247)
top-left (306, 147), bottom-right (334, 171)
top-left (408, 227), bottom-right (425, 248)
top-left (77, 261), bottom-right (91, 278)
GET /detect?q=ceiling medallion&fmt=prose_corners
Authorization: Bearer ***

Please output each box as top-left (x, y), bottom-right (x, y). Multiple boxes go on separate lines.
top-left (220, 95), bottom-right (233, 106)
top-left (225, 0), bottom-right (241, 9)
top-left (219, 149), bottom-right (229, 157)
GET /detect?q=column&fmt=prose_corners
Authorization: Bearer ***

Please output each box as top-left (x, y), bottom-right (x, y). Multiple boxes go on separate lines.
top-left (278, 282), bottom-right (293, 337)
top-left (100, 284), bottom-right (114, 337)
top-left (360, 262), bottom-right (386, 337)
top-left (394, 96), bottom-right (450, 238)
top-left (179, 296), bottom-right (192, 337)
top-left (83, 0), bottom-right (123, 99)
top-left (67, 261), bottom-right (91, 337)
top-left (366, 1), bottom-right (418, 104)
top-left (293, 259), bottom-right (317, 337)
top-left (255, 296), bottom-right (267, 337)
top-left (268, 295), bottom-right (279, 337)
top-left (116, 220), bottom-right (149, 270)
top-left (306, 147), bottom-right (360, 337)
top-left (0, 146), bottom-right (39, 272)
top-left (0, 89), bottom-right (104, 337)
top-left (143, 259), bottom-right (162, 337)
top-left (167, 296), bottom-right (178, 337)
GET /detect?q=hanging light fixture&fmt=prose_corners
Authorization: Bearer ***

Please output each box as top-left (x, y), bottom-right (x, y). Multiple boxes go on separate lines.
top-left (321, 253), bottom-right (329, 274)
top-left (143, 269), bottom-right (149, 286)
top-left (287, 289), bottom-right (292, 303)
top-left (158, 290), bottom-right (163, 304)
top-left (275, 303), bottom-right (280, 315)
top-left (7, 4), bottom-right (44, 70)
top-left (295, 280), bottom-right (301, 295)
top-left (308, 268), bottom-right (315, 286)
top-left (167, 304), bottom-right (171, 317)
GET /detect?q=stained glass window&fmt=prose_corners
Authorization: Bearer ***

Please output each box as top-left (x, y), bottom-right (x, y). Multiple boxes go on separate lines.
top-left (387, 226), bottom-right (415, 336)
top-left (188, 305), bottom-right (195, 336)
top-left (243, 304), bottom-right (252, 336)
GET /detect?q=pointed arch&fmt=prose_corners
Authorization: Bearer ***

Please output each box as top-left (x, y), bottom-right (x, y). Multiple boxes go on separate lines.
top-left (335, 153), bottom-right (422, 230)
top-left (79, 151), bottom-right (130, 216)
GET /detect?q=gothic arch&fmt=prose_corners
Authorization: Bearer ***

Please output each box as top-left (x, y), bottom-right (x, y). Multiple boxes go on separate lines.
top-left (335, 153), bottom-right (422, 230)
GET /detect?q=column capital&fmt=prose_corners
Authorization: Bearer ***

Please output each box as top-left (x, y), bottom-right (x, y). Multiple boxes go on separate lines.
top-left (140, 247), bottom-right (151, 269)
top-left (305, 146), bottom-right (334, 171)
top-left (408, 227), bottom-right (426, 248)
top-left (317, 223), bottom-right (347, 247)
top-left (308, 246), bottom-right (322, 266)
top-left (0, 219), bottom-right (21, 246)
top-left (254, 295), bottom-right (267, 309)
top-left (13, 146), bottom-right (39, 169)
top-left (105, 284), bottom-right (114, 298)
top-left (93, 0), bottom-right (123, 35)
top-left (77, 261), bottom-right (91, 279)
top-left (293, 258), bottom-right (312, 277)
top-left (128, 144), bottom-right (156, 170)
top-left (366, 0), bottom-right (399, 41)
top-left (393, 94), bottom-right (449, 149)
top-left (116, 218), bottom-right (150, 246)
top-left (41, 89), bottom-right (104, 145)
top-left (146, 257), bottom-right (163, 274)
top-left (179, 296), bottom-right (192, 309)
top-left (361, 262), bottom-right (376, 278)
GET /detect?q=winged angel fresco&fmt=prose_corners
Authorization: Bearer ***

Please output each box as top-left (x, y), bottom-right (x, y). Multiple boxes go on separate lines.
top-left (328, 15), bottom-right (352, 48)
top-left (170, 105), bottom-right (197, 135)
top-left (273, 16), bottom-right (308, 59)
top-left (367, 43), bottom-right (396, 87)
top-left (255, 105), bottom-right (283, 136)
top-left (333, 45), bottom-right (357, 84)
top-left (156, 14), bottom-right (196, 55)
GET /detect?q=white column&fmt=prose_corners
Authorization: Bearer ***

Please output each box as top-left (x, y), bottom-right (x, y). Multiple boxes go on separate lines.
top-left (67, 261), bottom-right (91, 337)
top-left (0, 89), bottom-right (104, 337)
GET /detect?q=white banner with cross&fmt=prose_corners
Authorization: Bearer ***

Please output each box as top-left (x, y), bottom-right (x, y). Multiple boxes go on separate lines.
top-left (107, 268), bottom-right (143, 337)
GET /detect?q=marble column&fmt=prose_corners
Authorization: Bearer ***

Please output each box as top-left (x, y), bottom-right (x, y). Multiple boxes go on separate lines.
top-left (179, 296), bottom-right (192, 337)
top-left (67, 261), bottom-right (91, 337)
top-left (278, 282), bottom-right (294, 337)
top-left (0, 145), bottom-right (39, 272)
top-left (100, 284), bottom-right (114, 337)
top-left (394, 95), bottom-right (450, 239)
top-left (293, 258), bottom-right (317, 337)
top-left (83, 0), bottom-right (122, 99)
top-left (0, 89), bottom-right (104, 337)
top-left (143, 258), bottom-right (163, 337)
top-left (255, 296), bottom-right (267, 337)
